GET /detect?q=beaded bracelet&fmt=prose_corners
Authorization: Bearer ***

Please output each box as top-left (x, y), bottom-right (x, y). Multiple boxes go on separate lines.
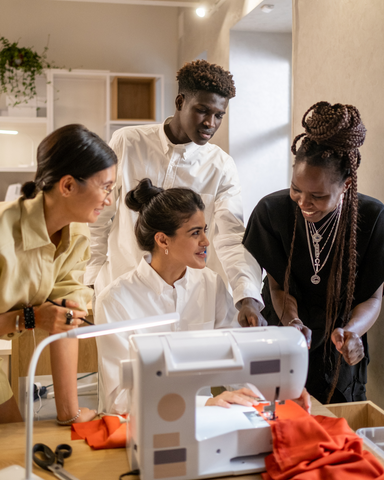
top-left (23, 306), bottom-right (35, 330)
top-left (56, 409), bottom-right (81, 426)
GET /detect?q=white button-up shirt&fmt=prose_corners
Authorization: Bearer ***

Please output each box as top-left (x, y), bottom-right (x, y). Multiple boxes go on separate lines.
top-left (84, 119), bottom-right (263, 307)
top-left (95, 255), bottom-right (239, 413)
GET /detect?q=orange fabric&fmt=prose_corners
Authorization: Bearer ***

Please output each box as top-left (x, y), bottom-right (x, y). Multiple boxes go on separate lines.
top-left (71, 415), bottom-right (129, 450)
top-left (254, 400), bottom-right (308, 422)
top-left (262, 414), bottom-right (384, 480)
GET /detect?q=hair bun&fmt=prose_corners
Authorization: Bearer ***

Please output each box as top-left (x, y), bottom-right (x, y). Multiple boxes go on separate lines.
top-left (302, 102), bottom-right (366, 154)
top-left (125, 178), bottom-right (163, 212)
top-left (21, 180), bottom-right (38, 199)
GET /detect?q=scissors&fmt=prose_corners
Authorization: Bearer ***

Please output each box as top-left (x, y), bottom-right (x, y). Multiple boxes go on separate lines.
top-left (33, 443), bottom-right (79, 480)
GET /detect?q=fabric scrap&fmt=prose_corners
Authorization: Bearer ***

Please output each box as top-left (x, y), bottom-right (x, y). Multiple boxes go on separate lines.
top-left (71, 415), bottom-right (129, 450)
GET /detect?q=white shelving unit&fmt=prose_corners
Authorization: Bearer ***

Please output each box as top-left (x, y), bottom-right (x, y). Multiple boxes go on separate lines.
top-left (0, 73), bottom-right (49, 177)
top-left (0, 69), bottom-right (164, 176)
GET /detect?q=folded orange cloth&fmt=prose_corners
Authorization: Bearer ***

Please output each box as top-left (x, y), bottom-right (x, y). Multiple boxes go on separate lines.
top-left (262, 414), bottom-right (384, 480)
top-left (71, 415), bottom-right (129, 450)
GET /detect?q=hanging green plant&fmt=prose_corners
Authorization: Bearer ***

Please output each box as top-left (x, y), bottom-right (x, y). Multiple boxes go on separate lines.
top-left (0, 36), bottom-right (54, 107)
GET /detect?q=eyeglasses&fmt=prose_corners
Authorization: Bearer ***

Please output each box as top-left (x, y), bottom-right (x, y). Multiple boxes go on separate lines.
top-left (103, 183), bottom-right (116, 199)
top-left (76, 177), bottom-right (116, 200)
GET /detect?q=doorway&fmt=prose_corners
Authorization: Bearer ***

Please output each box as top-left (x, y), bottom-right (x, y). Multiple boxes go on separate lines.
top-left (229, 0), bottom-right (292, 222)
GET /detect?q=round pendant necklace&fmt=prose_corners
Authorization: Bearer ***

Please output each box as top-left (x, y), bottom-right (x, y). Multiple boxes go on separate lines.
top-left (305, 201), bottom-right (342, 284)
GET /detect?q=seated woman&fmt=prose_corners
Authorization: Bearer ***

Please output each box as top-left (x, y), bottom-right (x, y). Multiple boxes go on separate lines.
top-left (0, 124), bottom-right (117, 424)
top-left (96, 178), bottom-right (264, 414)
top-left (243, 102), bottom-right (384, 404)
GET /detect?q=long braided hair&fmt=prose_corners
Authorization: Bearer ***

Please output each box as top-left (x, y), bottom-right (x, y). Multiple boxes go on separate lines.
top-left (287, 102), bottom-right (366, 403)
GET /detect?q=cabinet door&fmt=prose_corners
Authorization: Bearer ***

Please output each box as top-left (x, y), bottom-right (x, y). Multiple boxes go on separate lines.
top-left (52, 72), bottom-right (107, 141)
top-left (0, 74), bottom-right (48, 177)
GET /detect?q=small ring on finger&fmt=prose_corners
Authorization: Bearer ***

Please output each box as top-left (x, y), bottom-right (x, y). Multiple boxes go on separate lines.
top-left (65, 309), bottom-right (74, 325)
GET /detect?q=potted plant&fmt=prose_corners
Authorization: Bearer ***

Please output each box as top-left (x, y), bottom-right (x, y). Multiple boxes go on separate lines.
top-left (0, 36), bottom-right (53, 109)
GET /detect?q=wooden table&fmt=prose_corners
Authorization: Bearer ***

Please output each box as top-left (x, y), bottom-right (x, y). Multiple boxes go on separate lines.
top-left (0, 419), bottom-right (128, 480)
top-left (0, 399), bottom-right (377, 480)
top-left (0, 339), bottom-right (11, 384)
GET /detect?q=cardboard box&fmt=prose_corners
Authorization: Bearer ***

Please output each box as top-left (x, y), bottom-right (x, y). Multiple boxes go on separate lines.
top-left (327, 401), bottom-right (384, 431)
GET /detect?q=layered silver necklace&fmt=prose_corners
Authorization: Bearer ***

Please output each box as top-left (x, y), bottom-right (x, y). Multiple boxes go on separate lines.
top-left (305, 200), bottom-right (342, 284)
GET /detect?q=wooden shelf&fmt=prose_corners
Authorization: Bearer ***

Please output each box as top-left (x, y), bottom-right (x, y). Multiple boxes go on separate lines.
top-left (111, 76), bottom-right (156, 122)
top-left (0, 69), bottom-right (164, 199)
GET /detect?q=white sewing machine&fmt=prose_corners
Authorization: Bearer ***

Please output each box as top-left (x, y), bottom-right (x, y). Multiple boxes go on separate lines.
top-left (122, 326), bottom-right (308, 480)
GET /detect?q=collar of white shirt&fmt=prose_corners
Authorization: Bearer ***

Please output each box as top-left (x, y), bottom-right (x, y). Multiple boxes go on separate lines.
top-left (137, 254), bottom-right (190, 296)
top-left (159, 117), bottom-right (202, 161)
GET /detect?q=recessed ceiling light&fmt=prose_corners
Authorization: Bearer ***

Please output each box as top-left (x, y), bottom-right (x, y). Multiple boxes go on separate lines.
top-left (261, 4), bottom-right (274, 13)
top-left (196, 6), bottom-right (206, 17)
top-left (0, 130), bottom-right (18, 135)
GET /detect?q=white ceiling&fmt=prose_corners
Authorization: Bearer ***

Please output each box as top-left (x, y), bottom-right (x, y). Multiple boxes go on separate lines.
top-left (52, 0), bottom-right (206, 6)
top-left (232, 0), bottom-right (292, 33)
top-left (52, 0), bottom-right (292, 32)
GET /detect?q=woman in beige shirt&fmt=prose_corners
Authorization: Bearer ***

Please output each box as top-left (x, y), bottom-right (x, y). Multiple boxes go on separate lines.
top-left (0, 124), bottom-right (117, 424)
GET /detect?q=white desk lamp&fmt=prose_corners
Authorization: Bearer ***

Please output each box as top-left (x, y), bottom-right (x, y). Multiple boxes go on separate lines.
top-left (0, 312), bottom-right (179, 480)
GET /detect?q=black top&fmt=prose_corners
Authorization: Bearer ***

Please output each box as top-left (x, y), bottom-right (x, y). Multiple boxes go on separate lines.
top-left (244, 189), bottom-right (384, 403)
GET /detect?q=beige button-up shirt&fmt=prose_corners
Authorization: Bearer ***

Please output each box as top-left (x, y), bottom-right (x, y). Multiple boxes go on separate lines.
top-left (0, 191), bottom-right (93, 340)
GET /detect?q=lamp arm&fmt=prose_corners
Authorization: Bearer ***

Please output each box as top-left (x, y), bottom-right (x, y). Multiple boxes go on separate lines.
top-left (25, 332), bottom-right (67, 480)
top-left (24, 312), bottom-right (179, 479)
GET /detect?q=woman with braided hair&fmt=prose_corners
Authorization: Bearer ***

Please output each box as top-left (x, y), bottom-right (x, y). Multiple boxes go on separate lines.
top-left (243, 102), bottom-right (384, 404)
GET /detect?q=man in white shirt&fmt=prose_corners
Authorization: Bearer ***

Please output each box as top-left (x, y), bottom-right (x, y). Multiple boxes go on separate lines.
top-left (85, 60), bottom-right (265, 326)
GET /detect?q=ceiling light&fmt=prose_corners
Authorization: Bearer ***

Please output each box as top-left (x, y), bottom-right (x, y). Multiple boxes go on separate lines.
top-left (261, 4), bottom-right (274, 13)
top-left (196, 6), bottom-right (206, 17)
top-left (0, 129), bottom-right (18, 135)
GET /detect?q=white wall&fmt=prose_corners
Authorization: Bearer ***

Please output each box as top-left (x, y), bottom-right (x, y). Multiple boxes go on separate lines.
top-left (0, 0), bottom-right (179, 118)
top-left (292, 0), bottom-right (384, 408)
top-left (0, 0), bottom-right (179, 199)
top-left (229, 31), bottom-right (292, 222)
top-left (292, 0), bottom-right (384, 203)
top-left (178, 1), bottom-right (264, 153)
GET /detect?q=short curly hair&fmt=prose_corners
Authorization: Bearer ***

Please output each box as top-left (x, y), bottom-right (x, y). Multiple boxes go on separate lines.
top-left (176, 60), bottom-right (236, 99)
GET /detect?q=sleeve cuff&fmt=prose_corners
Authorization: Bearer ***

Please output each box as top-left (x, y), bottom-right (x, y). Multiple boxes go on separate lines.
top-left (60, 287), bottom-right (93, 312)
top-left (232, 283), bottom-right (264, 309)
top-left (84, 265), bottom-right (102, 286)
top-left (195, 395), bottom-right (212, 408)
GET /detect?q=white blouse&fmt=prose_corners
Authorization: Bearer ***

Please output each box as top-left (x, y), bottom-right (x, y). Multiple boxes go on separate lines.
top-left (95, 256), bottom-right (238, 414)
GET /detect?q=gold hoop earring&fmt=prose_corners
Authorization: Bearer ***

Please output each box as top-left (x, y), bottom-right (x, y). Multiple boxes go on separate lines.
top-left (165, 249), bottom-right (168, 255)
